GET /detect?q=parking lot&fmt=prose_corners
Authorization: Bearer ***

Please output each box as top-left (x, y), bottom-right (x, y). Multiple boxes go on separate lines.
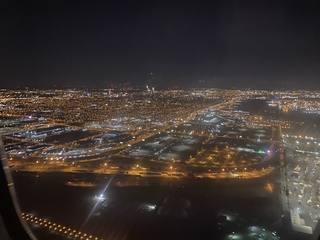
top-left (125, 133), bottom-right (205, 162)
top-left (281, 139), bottom-right (320, 230)
top-left (194, 136), bottom-right (277, 169)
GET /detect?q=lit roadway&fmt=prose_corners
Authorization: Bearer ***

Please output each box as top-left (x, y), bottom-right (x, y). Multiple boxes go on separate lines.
top-left (21, 212), bottom-right (102, 240)
top-left (172, 130), bottom-right (278, 143)
top-left (10, 159), bottom-right (275, 180)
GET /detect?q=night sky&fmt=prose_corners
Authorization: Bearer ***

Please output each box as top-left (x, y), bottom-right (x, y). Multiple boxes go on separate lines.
top-left (1, 0), bottom-right (320, 89)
